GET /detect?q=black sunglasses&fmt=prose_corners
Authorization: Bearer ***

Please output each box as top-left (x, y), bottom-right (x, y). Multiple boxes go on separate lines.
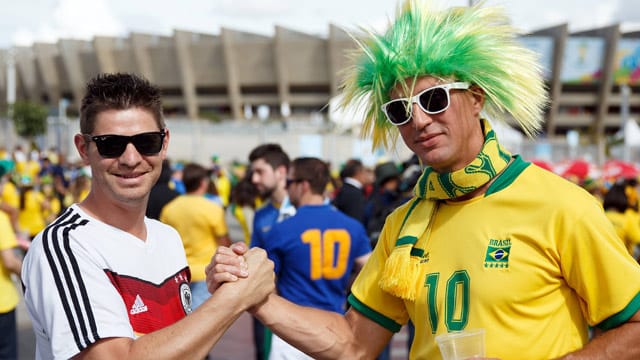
top-left (85, 129), bottom-right (166, 158)
top-left (380, 82), bottom-right (470, 126)
top-left (286, 178), bottom-right (305, 188)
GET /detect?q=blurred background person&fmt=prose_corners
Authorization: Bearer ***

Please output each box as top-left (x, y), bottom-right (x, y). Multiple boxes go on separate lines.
top-left (160, 162), bottom-right (231, 310)
top-left (332, 158), bottom-right (372, 223)
top-left (604, 181), bottom-right (640, 261)
top-left (248, 143), bottom-right (294, 360)
top-left (211, 159), bottom-right (232, 209)
top-left (0, 164), bottom-right (23, 359)
top-left (146, 159), bottom-right (180, 220)
top-left (37, 155), bottom-right (69, 212)
top-left (62, 167), bottom-right (91, 209)
top-left (262, 156), bottom-right (371, 360)
top-left (17, 176), bottom-right (50, 244)
top-left (0, 163), bottom-right (20, 233)
top-left (364, 161), bottom-right (404, 249)
top-left (40, 177), bottom-right (61, 225)
top-left (229, 171), bottom-right (261, 245)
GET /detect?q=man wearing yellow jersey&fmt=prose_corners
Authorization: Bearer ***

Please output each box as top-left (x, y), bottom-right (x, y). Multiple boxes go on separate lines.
top-left (0, 164), bottom-right (20, 231)
top-left (160, 162), bottom-right (231, 310)
top-left (0, 165), bottom-right (23, 359)
top-left (206, 1), bottom-right (640, 359)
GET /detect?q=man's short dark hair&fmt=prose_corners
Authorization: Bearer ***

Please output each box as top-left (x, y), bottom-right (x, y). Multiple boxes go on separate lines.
top-left (248, 143), bottom-right (290, 171)
top-left (80, 73), bottom-right (165, 134)
top-left (292, 157), bottom-right (330, 196)
top-left (340, 159), bottom-right (364, 179)
top-left (182, 163), bottom-right (210, 193)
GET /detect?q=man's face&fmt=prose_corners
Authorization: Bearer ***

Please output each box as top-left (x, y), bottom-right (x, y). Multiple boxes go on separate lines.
top-left (286, 167), bottom-right (302, 208)
top-left (395, 76), bottom-right (484, 173)
top-left (76, 107), bottom-right (168, 207)
top-left (250, 158), bottom-right (284, 199)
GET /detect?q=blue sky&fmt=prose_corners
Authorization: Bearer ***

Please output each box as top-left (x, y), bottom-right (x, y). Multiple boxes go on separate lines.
top-left (0, 0), bottom-right (638, 48)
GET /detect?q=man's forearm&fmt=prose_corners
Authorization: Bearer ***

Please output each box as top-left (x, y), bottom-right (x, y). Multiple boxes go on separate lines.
top-left (253, 294), bottom-right (376, 360)
top-left (254, 294), bottom-right (353, 359)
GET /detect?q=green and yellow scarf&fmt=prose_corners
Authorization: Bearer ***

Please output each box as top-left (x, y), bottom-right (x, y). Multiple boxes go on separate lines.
top-left (379, 119), bottom-right (512, 300)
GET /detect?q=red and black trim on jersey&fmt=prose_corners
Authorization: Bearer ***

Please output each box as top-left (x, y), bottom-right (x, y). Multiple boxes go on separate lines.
top-left (105, 267), bottom-right (191, 336)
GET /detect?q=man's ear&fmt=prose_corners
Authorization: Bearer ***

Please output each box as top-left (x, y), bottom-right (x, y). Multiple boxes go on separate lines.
top-left (160, 127), bottom-right (170, 160)
top-left (276, 165), bottom-right (289, 178)
top-left (74, 134), bottom-right (91, 165)
top-left (469, 85), bottom-right (485, 115)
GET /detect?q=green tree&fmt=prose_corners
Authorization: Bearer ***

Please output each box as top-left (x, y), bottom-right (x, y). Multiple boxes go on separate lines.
top-left (12, 100), bottom-right (48, 144)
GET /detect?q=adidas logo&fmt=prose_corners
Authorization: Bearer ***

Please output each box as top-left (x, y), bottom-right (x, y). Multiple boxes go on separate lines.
top-left (130, 294), bottom-right (148, 315)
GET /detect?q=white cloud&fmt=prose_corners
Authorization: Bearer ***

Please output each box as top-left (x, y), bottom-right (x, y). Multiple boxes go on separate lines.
top-left (6, 0), bottom-right (125, 46)
top-left (0, 0), bottom-right (637, 49)
top-left (50, 0), bottom-right (124, 39)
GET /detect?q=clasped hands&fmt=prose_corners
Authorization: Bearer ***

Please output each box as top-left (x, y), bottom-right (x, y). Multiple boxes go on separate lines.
top-left (205, 242), bottom-right (274, 311)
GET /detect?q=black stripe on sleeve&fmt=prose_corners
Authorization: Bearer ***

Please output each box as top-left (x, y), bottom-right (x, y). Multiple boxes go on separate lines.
top-left (42, 208), bottom-right (96, 352)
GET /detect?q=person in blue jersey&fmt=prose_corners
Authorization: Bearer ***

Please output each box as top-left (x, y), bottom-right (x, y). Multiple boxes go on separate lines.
top-left (247, 143), bottom-right (296, 360)
top-left (264, 156), bottom-right (371, 359)
top-left (249, 143), bottom-right (296, 250)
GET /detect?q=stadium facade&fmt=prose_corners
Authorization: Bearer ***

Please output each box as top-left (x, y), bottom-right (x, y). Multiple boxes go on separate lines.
top-left (1, 23), bottom-right (640, 144)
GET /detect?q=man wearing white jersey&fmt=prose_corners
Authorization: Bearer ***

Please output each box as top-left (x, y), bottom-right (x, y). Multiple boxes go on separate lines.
top-left (21, 72), bottom-right (274, 359)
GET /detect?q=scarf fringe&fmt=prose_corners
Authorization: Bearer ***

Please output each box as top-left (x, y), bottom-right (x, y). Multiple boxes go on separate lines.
top-left (379, 244), bottom-right (422, 301)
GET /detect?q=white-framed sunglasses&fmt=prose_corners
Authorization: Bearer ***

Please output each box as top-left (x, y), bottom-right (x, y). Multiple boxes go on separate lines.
top-left (380, 82), bottom-right (470, 126)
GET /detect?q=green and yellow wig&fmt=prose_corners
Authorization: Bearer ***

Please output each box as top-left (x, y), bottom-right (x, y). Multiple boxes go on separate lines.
top-left (340, 0), bottom-right (549, 149)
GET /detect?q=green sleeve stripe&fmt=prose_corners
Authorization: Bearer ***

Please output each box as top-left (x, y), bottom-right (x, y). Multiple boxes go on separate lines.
top-left (347, 294), bottom-right (403, 333)
top-left (598, 292), bottom-right (640, 331)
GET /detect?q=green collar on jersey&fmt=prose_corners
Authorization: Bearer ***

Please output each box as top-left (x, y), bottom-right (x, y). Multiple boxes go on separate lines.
top-left (485, 155), bottom-right (529, 197)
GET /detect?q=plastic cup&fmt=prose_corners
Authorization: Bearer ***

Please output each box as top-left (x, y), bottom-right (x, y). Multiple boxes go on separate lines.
top-left (435, 329), bottom-right (485, 360)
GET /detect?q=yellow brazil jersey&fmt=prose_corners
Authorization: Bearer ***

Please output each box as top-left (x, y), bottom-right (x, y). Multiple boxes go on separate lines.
top-left (231, 204), bottom-right (252, 245)
top-left (1, 180), bottom-right (19, 208)
top-left (605, 209), bottom-right (640, 256)
top-left (0, 210), bottom-right (19, 312)
top-left (349, 156), bottom-right (640, 360)
top-left (215, 174), bottom-right (231, 207)
top-left (18, 189), bottom-right (47, 237)
top-left (160, 195), bottom-right (228, 282)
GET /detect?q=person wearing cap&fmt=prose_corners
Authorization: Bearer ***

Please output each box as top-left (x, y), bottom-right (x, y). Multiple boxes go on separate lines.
top-left (207, 1), bottom-right (640, 359)
top-left (364, 161), bottom-right (404, 248)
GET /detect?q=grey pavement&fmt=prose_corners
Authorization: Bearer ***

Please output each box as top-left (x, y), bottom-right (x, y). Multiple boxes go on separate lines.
top-left (16, 212), bottom-right (409, 359)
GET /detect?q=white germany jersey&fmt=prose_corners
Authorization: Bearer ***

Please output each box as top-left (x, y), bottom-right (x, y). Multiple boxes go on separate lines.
top-left (22, 204), bottom-right (191, 360)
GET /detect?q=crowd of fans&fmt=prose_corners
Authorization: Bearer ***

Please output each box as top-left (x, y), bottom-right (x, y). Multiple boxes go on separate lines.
top-left (2, 144), bottom-right (640, 262)
top-left (2, 142), bottom-right (640, 358)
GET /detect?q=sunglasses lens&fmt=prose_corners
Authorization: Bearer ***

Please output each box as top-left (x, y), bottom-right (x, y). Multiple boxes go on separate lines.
top-left (133, 132), bottom-right (165, 155)
top-left (419, 87), bottom-right (449, 114)
top-left (384, 100), bottom-right (411, 125)
top-left (94, 136), bottom-right (129, 158)
top-left (91, 131), bottom-right (164, 158)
